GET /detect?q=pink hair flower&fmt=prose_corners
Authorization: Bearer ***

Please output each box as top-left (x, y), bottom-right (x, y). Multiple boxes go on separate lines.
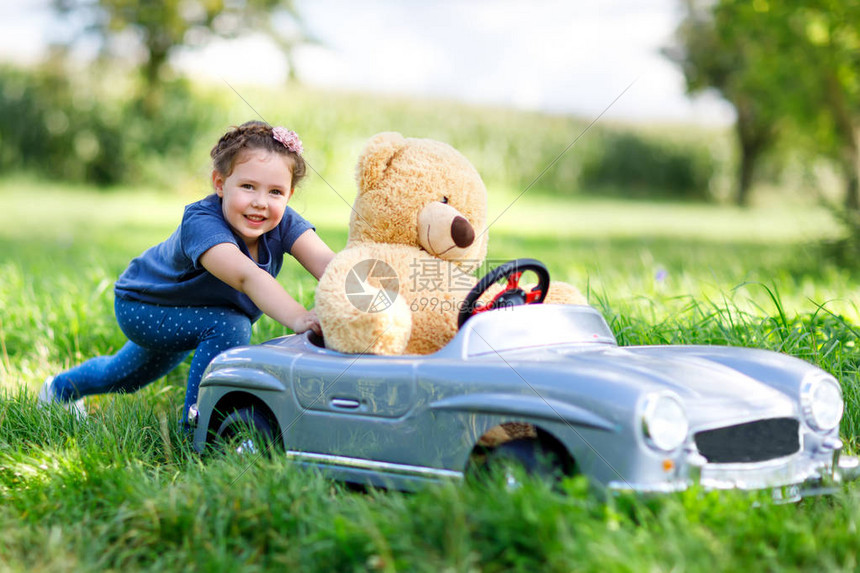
top-left (272, 126), bottom-right (303, 155)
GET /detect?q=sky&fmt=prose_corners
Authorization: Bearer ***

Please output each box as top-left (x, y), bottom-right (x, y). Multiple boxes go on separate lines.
top-left (0, 0), bottom-right (734, 125)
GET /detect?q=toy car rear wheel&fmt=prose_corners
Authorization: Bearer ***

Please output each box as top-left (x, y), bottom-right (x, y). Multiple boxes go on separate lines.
top-left (215, 407), bottom-right (276, 456)
top-left (480, 438), bottom-right (567, 488)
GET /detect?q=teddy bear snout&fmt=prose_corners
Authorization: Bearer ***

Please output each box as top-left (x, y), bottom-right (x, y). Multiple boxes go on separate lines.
top-left (417, 200), bottom-right (476, 258)
top-left (451, 216), bottom-right (475, 248)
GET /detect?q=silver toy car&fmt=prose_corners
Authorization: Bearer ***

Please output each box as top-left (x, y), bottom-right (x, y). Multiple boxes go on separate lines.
top-left (191, 260), bottom-right (859, 500)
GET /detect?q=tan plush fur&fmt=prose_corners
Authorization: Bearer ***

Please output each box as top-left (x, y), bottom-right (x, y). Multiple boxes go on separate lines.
top-left (316, 132), bottom-right (586, 355)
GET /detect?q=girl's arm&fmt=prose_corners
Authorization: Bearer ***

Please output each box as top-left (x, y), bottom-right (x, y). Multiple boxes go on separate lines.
top-left (290, 229), bottom-right (336, 280)
top-left (200, 243), bottom-right (320, 334)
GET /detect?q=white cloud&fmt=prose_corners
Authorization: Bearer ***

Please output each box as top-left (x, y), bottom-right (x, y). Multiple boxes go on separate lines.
top-left (173, 35), bottom-right (289, 85)
top-left (291, 0), bottom-right (733, 123)
top-left (0, 0), bottom-right (734, 124)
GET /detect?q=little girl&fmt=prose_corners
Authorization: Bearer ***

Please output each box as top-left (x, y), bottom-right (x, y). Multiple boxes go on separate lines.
top-left (39, 120), bottom-right (335, 424)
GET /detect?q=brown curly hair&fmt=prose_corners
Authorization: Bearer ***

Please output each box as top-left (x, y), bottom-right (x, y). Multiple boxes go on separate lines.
top-left (210, 120), bottom-right (307, 189)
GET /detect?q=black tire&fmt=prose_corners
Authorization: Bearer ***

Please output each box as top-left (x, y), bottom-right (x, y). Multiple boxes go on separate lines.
top-left (215, 407), bottom-right (276, 456)
top-left (481, 438), bottom-right (567, 487)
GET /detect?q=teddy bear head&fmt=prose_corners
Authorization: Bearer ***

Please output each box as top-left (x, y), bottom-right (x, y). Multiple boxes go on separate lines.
top-left (347, 132), bottom-right (488, 267)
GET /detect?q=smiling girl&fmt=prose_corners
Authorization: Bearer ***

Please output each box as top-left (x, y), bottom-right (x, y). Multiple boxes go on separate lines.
top-left (39, 121), bottom-right (335, 424)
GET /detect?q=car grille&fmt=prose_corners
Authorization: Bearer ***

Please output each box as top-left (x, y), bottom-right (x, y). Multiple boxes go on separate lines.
top-left (694, 418), bottom-right (800, 463)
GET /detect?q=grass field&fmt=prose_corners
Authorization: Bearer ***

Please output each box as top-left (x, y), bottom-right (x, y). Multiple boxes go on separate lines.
top-left (1, 175), bottom-right (860, 571)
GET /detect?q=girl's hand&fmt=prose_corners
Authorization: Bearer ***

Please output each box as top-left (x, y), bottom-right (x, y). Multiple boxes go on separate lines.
top-left (201, 243), bottom-right (323, 334)
top-left (290, 309), bottom-right (321, 336)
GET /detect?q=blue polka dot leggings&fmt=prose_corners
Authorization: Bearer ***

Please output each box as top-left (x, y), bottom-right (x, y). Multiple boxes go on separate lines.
top-left (53, 297), bottom-right (252, 422)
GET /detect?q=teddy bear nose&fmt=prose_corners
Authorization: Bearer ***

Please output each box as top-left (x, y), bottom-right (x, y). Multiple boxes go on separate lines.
top-left (451, 216), bottom-right (475, 248)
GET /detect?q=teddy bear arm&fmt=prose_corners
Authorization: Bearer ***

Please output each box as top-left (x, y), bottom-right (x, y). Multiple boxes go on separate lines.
top-left (316, 247), bottom-right (413, 355)
top-left (545, 281), bottom-right (588, 305)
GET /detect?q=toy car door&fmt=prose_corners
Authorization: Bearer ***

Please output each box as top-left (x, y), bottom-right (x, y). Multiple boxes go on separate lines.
top-left (291, 354), bottom-right (416, 458)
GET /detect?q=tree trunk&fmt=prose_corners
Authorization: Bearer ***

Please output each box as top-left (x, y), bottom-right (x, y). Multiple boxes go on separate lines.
top-left (140, 44), bottom-right (169, 117)
top-left (737, 137), bottom-right (761, 208)
top-left (822, 71), bottom-right (860, 212)
top-left (733, 97), bottom-right (771, 207)
top-left (844, 154), bottom-right (859, 213)
top-left (841, 126), bottom-right (860, 212)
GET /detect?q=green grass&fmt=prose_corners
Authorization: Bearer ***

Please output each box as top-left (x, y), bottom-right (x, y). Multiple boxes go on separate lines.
top-left (1, 177), bottom-right (860, 571)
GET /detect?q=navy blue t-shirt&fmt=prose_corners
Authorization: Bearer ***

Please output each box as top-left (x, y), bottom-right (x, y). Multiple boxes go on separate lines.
top-left (114, 194), bottom-right (314, 321)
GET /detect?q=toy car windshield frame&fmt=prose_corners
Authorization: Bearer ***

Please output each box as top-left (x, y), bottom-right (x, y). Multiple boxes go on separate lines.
top-left (454, 304), bottom-right (617, 358)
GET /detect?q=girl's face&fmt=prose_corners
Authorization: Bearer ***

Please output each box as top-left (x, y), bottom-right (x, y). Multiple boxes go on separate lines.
top-left (212, 149), bottom-right (294, 251)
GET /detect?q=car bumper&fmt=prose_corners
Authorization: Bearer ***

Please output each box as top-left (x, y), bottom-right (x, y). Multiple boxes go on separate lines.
top-left (607, 448), bottom-right (860, 502)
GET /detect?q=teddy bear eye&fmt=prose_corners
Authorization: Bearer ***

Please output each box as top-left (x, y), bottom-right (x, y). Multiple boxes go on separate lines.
top-left (441, 196), bottom-right (449, 204)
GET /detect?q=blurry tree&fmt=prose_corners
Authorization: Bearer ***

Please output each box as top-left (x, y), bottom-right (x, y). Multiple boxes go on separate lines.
top-left (52, 0), bottom-right (314, 112)
top-left (665, 0), bottom-right (778, 206)
top-left (779, 0), bottom-right (860, 212)
top-left (668, 0), bottom-right (860, 213)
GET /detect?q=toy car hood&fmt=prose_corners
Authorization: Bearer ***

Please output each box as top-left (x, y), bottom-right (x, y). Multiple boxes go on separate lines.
top-left (448, 305), bottom-right (799, 425)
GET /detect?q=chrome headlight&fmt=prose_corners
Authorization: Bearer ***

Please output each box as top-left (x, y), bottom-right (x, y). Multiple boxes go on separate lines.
top-left (640, 393), bottom-right (689, 451)
top-left (801, 373), bottom-right (843, 433)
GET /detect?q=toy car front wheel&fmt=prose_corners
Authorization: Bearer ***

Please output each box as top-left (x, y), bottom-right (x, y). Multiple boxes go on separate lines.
top-left (477, 438), bottom-right (567, 488)
top-left (215, 407), bottom-right (276, 456)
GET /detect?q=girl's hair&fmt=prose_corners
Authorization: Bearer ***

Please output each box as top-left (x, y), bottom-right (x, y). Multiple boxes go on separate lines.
top-left (210, 120), bottom-right (307, 188)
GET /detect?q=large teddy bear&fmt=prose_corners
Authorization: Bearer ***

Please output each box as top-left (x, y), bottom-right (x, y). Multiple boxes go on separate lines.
top-left (316, 132), bottom-right (586, 355)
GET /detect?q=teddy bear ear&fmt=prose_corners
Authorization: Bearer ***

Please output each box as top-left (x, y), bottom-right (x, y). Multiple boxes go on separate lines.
top-left (356, 132), bottom-right (408, 191)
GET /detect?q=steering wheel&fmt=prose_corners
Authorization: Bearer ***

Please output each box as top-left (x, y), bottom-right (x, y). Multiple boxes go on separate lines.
top-left (458, 258), bottom-right (550, 328)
